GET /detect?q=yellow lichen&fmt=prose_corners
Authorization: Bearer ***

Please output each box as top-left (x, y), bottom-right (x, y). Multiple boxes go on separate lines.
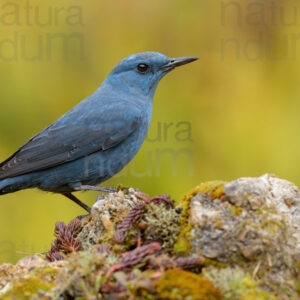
top-left (1, 277), bottom-right (52, 300)
top-left (116, 184), bottom-right (130, 191)
top-left (213, 217), bottom-right (224, 229)
top-left (155, 269), bottom-right (222, 300)
top-left (230, 205), bottom-right (243, 217)
top-left (33, 267), bottom-right (58, 283)
top-left (174, 181), bottom-right (225, 254)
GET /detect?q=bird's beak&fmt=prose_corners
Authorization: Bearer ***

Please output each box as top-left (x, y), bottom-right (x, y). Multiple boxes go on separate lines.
top-left (160, 56), bottom-right (199, 72)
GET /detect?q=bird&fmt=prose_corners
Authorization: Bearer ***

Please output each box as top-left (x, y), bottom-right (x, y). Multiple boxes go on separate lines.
top-left (0, 52), bottom-right (198, 212)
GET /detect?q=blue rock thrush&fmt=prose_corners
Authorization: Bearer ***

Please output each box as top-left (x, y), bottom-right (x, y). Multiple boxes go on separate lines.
top-left (0, 52), bottom-right (198, 212)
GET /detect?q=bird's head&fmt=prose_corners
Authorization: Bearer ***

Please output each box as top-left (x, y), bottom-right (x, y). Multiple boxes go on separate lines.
top-left (106, 52), bottom-right (198, 98)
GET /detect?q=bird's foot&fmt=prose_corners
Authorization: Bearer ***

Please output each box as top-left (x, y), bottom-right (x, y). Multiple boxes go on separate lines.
top-left (74, 185), bottom-right (118, 193)
top-left (76, 214), bottom-right (89, 220)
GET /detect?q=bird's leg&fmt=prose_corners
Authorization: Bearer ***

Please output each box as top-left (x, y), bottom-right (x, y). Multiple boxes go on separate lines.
top-left (73, 185), bottom-right (118, 193)
top-left (63, 192), bottom-right (91, 213)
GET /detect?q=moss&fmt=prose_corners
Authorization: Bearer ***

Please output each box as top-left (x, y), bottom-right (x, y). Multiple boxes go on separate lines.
top-left (229, 252), bottom-right (249, 267)
top-left (142, 203), bottom-right (181, 252)
top-left (203, 258), bottom-right (230, 269)
top-left (174, 181), bottom-right (225, 254)
top-left (2, 277), bottom-right (53, 300)
top-left (127, 270), bottom-right (158, 299)
top-left (155, 269), bottom-right (222, 300)
top-left (255, 209), bottom-right (263, 215)
top-left (97, 230), bottom-right (115, 246)
top-left (47, 249), bottom-right (109, 299)
top-left (135, 290), bottom-right (157, 300)
top-left (204, 267), bottom-right (278, 300)
top-left (239, 277), bottom-right (278, 300)
top-left (295, 281), bottom-right (300, 296)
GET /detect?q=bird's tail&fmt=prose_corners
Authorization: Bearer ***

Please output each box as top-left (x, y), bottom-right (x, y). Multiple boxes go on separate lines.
top-left (0, 179), bottom-right (7, 195)
top-left (0, 177), bottom-right (25, 195)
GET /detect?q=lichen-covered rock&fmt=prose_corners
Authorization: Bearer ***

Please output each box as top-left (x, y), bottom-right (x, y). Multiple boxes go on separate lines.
top-left (174, 180), bottom-right (225, 254)
top-left (187, 174), bottom-right (300, 299)
top-left (0, 261), bottom-right (60, 299)
top-left (0, 264), bottom-right (16, 290)
top-left (78, 188), bottom-right (143, 249)
top-left (0, 188), bottom-right (190, 299)
top-left (1, 175), bottom-right (300, 299)
top-left (225, 174), bottom-right (300, 245)
top-left (77, 189), bottom-right (181, 253)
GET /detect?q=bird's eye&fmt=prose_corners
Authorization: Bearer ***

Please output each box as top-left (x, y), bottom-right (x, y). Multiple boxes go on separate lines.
top-left (137, 63), bottom-right (149, 73)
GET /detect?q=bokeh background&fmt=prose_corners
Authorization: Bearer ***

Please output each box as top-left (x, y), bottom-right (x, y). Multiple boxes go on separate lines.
top-left (0, 0), bottom-right (299, 263)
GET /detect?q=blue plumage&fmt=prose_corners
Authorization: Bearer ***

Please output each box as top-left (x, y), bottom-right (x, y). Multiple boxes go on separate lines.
top-left (0, 52), bottom-right (198, 211)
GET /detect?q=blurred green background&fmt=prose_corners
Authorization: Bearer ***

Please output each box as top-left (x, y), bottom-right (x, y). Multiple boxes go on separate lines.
top-left (1, 0), bottom-right (300, 263)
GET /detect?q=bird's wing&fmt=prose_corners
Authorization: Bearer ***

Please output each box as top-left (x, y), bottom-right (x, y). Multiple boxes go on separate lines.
top-left (0, 103), bottom-right (142, 179)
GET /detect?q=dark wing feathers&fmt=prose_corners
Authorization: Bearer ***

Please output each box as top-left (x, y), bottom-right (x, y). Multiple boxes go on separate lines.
top-left (102, 119), bottom-right (140, 150)
top-left (0, 104), bottom-right (142, 179)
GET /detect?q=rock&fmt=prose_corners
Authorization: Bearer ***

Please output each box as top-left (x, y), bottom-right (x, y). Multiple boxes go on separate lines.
top-left (187, 174), bottom-right (300, 299)
top-left (1, 175), bottom-right (300, 299)
top-left (78, 188), bottom-right (142, 249)
top-left (0, 264), bottom-right (16, 290)
top-left (16, 255), bottom-right (45, 268)
top-left (225, 174), bottom-right (300, 245)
